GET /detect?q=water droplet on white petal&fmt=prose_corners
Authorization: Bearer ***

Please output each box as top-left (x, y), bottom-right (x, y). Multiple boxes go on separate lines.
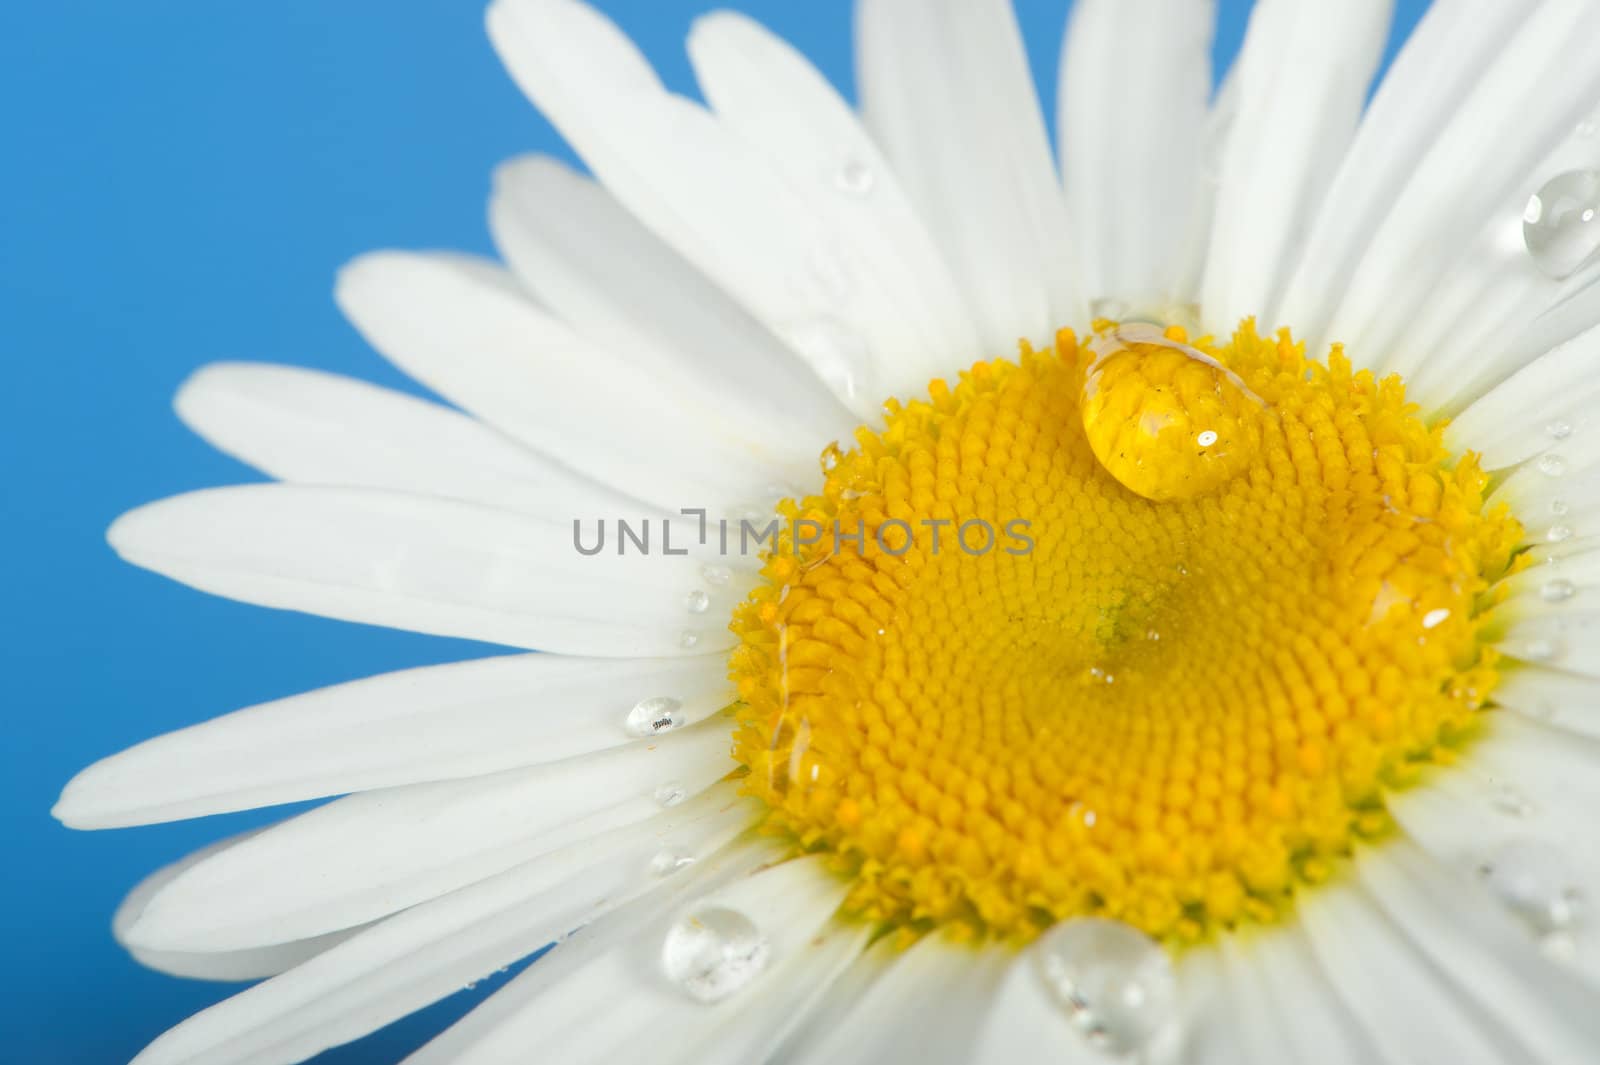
top-left (661, 905), bottom-right (770, 1003)
top-left (1479, 839), bottom-right (1585, 936)
top-left (1548, 420), bottom-right (1574, 441)
top-left (1524, 169), bottom-right (1600, 280)
top-left (780, 319), bottom-right (873, 403)
top-left (700, 564), bottom-right (732, 587)
top-left (1548, 524), bottom-right (1575, 544)
top-left (1490, 784), bottom-right (1537, 818)
top-left (1033, 918), bottom-right (1176, 1055)
top-left (1542, 579), bottom-right (1578, 602)
top-left (685, 589), bottom-right (711, 614)
top-left (654, 781), bottom-right (688, 808)
top-left (1537, 453), bottom-right (1568, 478)
top-left (625, 696), bottom-right (685, 738)
top-left (650, 849), bottom-right (696, 877)
top-left (680, 630), bottom-right (702, 650)
top-left (1551, 499), bottom-right (1572, 517)
top-left (1522, 638), bottom-right (1560, 662)
top-left (834, 158), bottom-right (875, 197)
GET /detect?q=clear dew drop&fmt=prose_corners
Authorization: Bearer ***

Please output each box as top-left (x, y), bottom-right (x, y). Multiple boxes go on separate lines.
top-left (1523, 169), bottom-right (1600, 280)
top-left (660, 905), bottom-right (770, 1003)
top-left (1548, 420), bottom-right (1574, 441)
top-left (654, 780), bottom-right (688, 808)
top-left (700, 563), bottom-right (732, 587)
top-left (1490, 784), bottom-right (1537, 819)
top-left (680, 630), bottom-right (702, 650)
top-left (1523, 638), bottom-right (1560, 662)
top-left (1032, 918), bottom-right (1176, 1055)
top-left (1552, 499), bottom-right (1572, 517)
top-left (1479, 839), bottom-right (1585, 936)
top-left (780, 318), bottom-right (873, 403)
top-left (650, 848), bottom-right (696, 877)
top-left (1537, 453), bottom-right (1568, 478)
top-left (1548, 524), bottom-right (1575, 544)
top-left (625, 696), bottom-right (685, 738)
top-left (834, 158), bottom-right (876, 197)
top-left (1542, 579), bottom-right (1578, 603)
top-left (1422, 608), bottom-right (1451, 629)
top-left (685, 589), bottom-right (711, 615)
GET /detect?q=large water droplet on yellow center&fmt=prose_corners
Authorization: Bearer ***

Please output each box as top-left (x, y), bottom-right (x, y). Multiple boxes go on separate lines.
top-left (1080, 324), bottom-right (1265, 501)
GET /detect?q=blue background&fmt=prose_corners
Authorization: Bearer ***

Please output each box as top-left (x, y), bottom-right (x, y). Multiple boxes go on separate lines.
top-left (0, 1), bottom-right (1427, 1060)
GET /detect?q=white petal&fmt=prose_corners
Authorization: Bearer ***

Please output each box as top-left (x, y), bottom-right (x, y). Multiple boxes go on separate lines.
top-left (1445, 323), bottom-right (1600, 470)
top-left (485, 0), bottom-right (947, 420)
top-left (1058, 0), bottom-right (1214, 308)
top-left (857, 0), bottom-right (1081, 352)
top-left (1298, 879), bottom-right (1515, 1065)
top-left (1275, 0), bottom-right (1536, 341)
top-left (487, 156), bottom-right (857, 455)
top-left (434, 856), bottom-right (849, 1065)
top-left (55, 653), bottom-right (734, 828)
top-left (686, 11), bottom-right (981, 390)
top-left (173, 362), bottom-right (628, 517)
top-left (115, 831), bottom-right (362, 983)
top-left (1315, 0), bottom-right (1600, 373)
top-left (1199, 0), bottom-right (1392, 333)
top-left (129, 795), bottom-right (752, 1065)
top-left (107, 484), bottom-right (744, 657)
top-left (123, 724), bottom-right (737, 951)
top-left (1243, 925), bottom-right (1387, 1065)
top-left (1492, 665), bottom-right (1600, 738)
top-left (1356, 841), bottom-right (1600, 1062)
top-left (970, 947), bottom-right (1106, 1065)
top-left (784, 932), bottom-right (1007, 1065)
top-left (335, 251), bottom-right (790, 510)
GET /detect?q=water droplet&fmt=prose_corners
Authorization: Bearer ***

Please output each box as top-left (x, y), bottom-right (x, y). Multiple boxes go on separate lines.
top-left (650, 849), bottom-right (696, 877)
top-left (1478, 839), bottom-right (1584, 935)
top-left (700, 564), bottom-right (732, 587)
top-left (660, 905), bottom-right (770, 1003)
top-left (1033, 918), bottom-right (1175, 1054)
top-left (1548, 524), bottom-right (1575, 543)
top-left (1524, 169), bottom-right (1600, 280)
top-left (1490, 784), bottom-right (1537, 818)
top-left (654, 781), bottom-right (688, 808)
top-left (1537, 453), bottom-right (1568, 477)
top-left (1422, 608), bottom-right (1451, 629)
top-left (1548, 420), bottom-right (1574, 441)
top-left (680, 630), bottom-right (702, 650)
top-left (1552, 499), bottom-right (1572, 517)
top-left (1081, 325), bottom-right (1265, 502)
top-left (780, 319), bottom-right (872, 402)
top-left (1522, 638), bottom-right (1560, 662)
top-left (1542, 579), bottom-right (1577, 602)
top-left (685, 589), bottom-right (711, 614)
top-left (625, 696), bottom-right (685, 738)
top-left (834, 158), bottom-right (875, 197)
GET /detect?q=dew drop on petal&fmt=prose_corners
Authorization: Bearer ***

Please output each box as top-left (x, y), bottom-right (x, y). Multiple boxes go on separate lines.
top-left (680, 630), bottom-right (702, 650)
top-left (1551, 499), bottom-right (1572, 517)
top-left (701, 564), bottom-right (732, 587)
top-left (660, 905), bottom-right (770, 1003)
top-left (1490, 784), bottom-right (1537, 819)
top-left (650, 849), bottom-right (696, 877)
top-left (625, 696), bottom-right (685, 738)
top-left (1537, 453), bottom-right (1568, 478)
top-left (1479, 839), bottom-right (1585, 935)
top-left (1548, 420), bottom-right (1574, 441)
top-left (1032, 918), bottom-right (1176, 1055)
top-left (1523, 169), bottom-right (1600, 280)
top-left (834, 158), bottom-right (876, 197)
top-left (1548, 525), bottom-right (1575, 544)
top-left (685, 589), bottom-right (711, 614)
top-left (1542, 579), bottom-right (1577, 603)
top-left (780, 318), bottom-right (873, 403)
top-left (654, 781), bottom-right (688, 808)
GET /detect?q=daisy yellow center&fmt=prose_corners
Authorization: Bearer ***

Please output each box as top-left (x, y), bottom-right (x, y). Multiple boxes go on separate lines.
top-left (728, 322), bottom-right (1524, 943)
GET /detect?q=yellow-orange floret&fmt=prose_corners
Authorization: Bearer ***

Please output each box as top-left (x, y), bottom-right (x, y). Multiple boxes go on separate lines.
top-left (728, 321), bottom-right (1524, 944)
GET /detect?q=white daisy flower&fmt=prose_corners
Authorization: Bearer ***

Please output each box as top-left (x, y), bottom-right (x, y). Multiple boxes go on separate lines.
top-left (56, 0), bottom-right (1600, 1062)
